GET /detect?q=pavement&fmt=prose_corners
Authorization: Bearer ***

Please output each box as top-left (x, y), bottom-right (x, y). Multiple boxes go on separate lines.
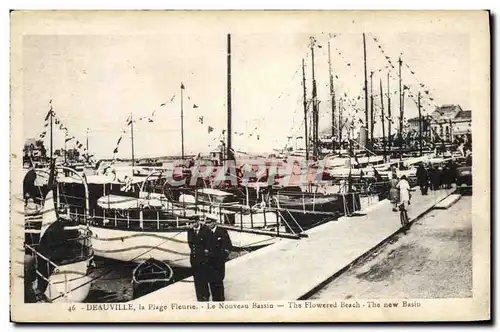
top-left (310, 195), bottom-right (472, 299)
top-left (134, 187), bottom-right (454, 303)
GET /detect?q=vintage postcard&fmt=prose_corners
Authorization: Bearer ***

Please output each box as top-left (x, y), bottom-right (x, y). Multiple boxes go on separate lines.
top-left (10, 10), bottom-right (490, 322)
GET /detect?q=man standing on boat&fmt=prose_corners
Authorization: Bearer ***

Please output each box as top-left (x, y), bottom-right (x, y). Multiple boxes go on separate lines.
top-left (205, 220), bottom-right (232, 301)
top-left (187, 218), bottom-right (211, 301)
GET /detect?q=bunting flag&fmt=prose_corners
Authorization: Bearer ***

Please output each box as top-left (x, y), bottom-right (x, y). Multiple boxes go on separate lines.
top-left (181, 82), bottom-right (185, 90)
top-left (65, 136), bottom-right (75, 142)
top-left (193, 104), bottom-right (199, 109)
top-left (113, 147), bottom-right (118, 154)
top-left (44, 122), bottom-right (49, 127)
top-left (222, 129), bottom-right (226, 135)
top-left (77, 143), bottom-right (83, 149)
top-left (44, 109), bottom-right (53, 122)
top-left (198, 116), bottom-right (204, 124)
top-left (55, 119), bottom-right (60, 125)
top-left (257, 135), bottom-right (260, 140)
top-left (208, 126), bottom-right (214, 133)
top-left (148, 118), bottom-right (154, 123)
top-left (116, 136), bottom-right (122, 146)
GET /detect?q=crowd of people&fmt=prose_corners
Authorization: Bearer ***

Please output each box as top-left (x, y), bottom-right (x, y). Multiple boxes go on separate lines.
top-left (389, 159), bottom-right (462, 212)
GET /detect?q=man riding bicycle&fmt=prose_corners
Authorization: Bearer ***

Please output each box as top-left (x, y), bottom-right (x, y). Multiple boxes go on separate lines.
top-left (397, 175), bottom-right (415, 230)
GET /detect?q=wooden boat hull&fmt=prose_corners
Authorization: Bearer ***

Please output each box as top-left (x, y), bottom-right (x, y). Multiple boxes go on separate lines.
top-left (88, 226), bottom-right (278, 268)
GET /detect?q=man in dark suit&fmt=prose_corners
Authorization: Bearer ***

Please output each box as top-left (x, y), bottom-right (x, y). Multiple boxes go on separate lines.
top-left (416, 163), bottom-right (429, 195)
top-left (187, 218), bottom-right (211, 301)
top-left (205, 220), bottom-right (232, 301)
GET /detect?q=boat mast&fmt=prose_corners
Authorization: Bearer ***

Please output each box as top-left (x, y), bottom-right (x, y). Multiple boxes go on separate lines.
top-left (180, 82), bottom-right (185, 160)
top-left (363, 33), bottom-right (369, 139)
top-left (380, 78), bottom-right (386, 159)
top-left (64, 131), bottom-right (67, 164)
top-left (387, 72), bottom-right (391, 156)
top-left (398, 56), bottom-right (403, 159)
top-left (49, 100), bottom-right (53, 161)
top-left (370, 71), bottom-right (374, 148)
top-left (130, 113), bottom-right (135, 167)
top-left (86, 128), bottom-right (89, 151)
top-left (310, 37), bottom-right (319, 159)
top-left (302, 58), bottom-right (309, 161)
top-left (227, 34), bottom-right (234, 161)
top-left (418, 91), bottom-right (422, 156)
top-left (338, 97), bottom-right (342, 146)
top-left (328, 37), bottom-right (336, 152)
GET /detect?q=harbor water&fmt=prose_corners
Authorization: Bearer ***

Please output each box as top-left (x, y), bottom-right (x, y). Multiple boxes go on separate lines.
top-left (85, 252), bottom-right (248, 302)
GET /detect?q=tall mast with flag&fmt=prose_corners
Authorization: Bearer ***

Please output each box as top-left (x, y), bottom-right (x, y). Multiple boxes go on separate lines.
top-left (180, 82), bottom-right (185, 160)
top-left (328, 37), bottom-right (335, 152)
top-left (310, 36), bottom-right (319, 159)
top-left (380, 78), bottom-right (386, 159)
top-left (226, 34), bottom-right (234, 161)
top-left (129, 113), bottom-right (135, 168)
top-left (302, 58), bottom-right (309, 161)
top-left (49, 100), bottom-right (53, 160)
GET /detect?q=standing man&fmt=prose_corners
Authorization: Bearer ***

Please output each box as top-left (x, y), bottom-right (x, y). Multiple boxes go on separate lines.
top-left (205, 220), bottom-right (232, 301)
top-left (416, 163), bottom-right (429, 195)
top-left (187, 218), bottom-right (210, 301)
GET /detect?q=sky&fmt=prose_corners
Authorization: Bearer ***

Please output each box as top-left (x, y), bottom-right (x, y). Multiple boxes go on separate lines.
top-left (22, 31), bottom-right (470, 159)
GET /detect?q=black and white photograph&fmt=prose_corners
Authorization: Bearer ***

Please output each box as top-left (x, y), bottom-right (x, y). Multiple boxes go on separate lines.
top-left (10, 10), bottom-right (490, 322)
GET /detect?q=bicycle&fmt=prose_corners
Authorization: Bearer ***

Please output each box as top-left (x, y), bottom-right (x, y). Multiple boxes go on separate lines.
top-left (399, 201), bottom-right (410, 231)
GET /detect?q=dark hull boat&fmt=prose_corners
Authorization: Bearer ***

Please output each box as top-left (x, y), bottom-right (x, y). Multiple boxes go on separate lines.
top-left (132, 258), bottom-right (174, 299)
top-left (272, 190), bottom-right (361, 232)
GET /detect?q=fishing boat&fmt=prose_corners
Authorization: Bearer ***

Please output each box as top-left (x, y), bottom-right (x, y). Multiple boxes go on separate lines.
top-left (132, 258), bottom-right (174, 299)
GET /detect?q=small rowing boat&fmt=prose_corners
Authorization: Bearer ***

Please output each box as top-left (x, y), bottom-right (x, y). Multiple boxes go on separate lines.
top-left (132, 258), bottom-right (173, 299)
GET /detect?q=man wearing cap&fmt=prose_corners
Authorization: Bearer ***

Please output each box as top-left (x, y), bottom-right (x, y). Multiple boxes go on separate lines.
top-left (187, 218), bottom-right (211, 301)
top-left (205, 220), bottom-right (232, 301)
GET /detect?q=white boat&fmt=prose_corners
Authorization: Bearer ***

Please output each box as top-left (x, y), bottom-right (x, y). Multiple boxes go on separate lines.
top-left (56, 171), bottom-right (294, 268)
top-left (24, 189), bottom-right (94, 303)
top-left (173, 188), bottom-right (281, 229)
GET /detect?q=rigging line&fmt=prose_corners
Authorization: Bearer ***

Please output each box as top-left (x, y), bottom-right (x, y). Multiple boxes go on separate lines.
top-left (399, 57), bottom-right (438, 109)
top-left (245, 57), bottom-right (308, 139)
top-left (48, 227), bottom-right (187, 303)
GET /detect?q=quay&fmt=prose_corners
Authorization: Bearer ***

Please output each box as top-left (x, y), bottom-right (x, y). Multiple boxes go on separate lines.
top-left (134, 187), bottom-right (456, 303)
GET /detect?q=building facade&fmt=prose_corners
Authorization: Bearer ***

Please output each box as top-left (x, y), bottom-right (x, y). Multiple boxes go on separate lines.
top-left (407, 104), bottom-right (471, 142)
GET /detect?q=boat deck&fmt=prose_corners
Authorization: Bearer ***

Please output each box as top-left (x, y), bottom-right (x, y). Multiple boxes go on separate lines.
top-left (133, 187), bottom-right (455, 302)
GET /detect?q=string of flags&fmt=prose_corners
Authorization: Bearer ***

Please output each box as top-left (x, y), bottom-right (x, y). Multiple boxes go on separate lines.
top-left (37, 100), bottom-right (95, 163)
top-left (111, 95), bottom-right (176, 157)
top-left (370, 34), bottom-right (396, 69)
top-left (403, 62), bottom-right (438, 109)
